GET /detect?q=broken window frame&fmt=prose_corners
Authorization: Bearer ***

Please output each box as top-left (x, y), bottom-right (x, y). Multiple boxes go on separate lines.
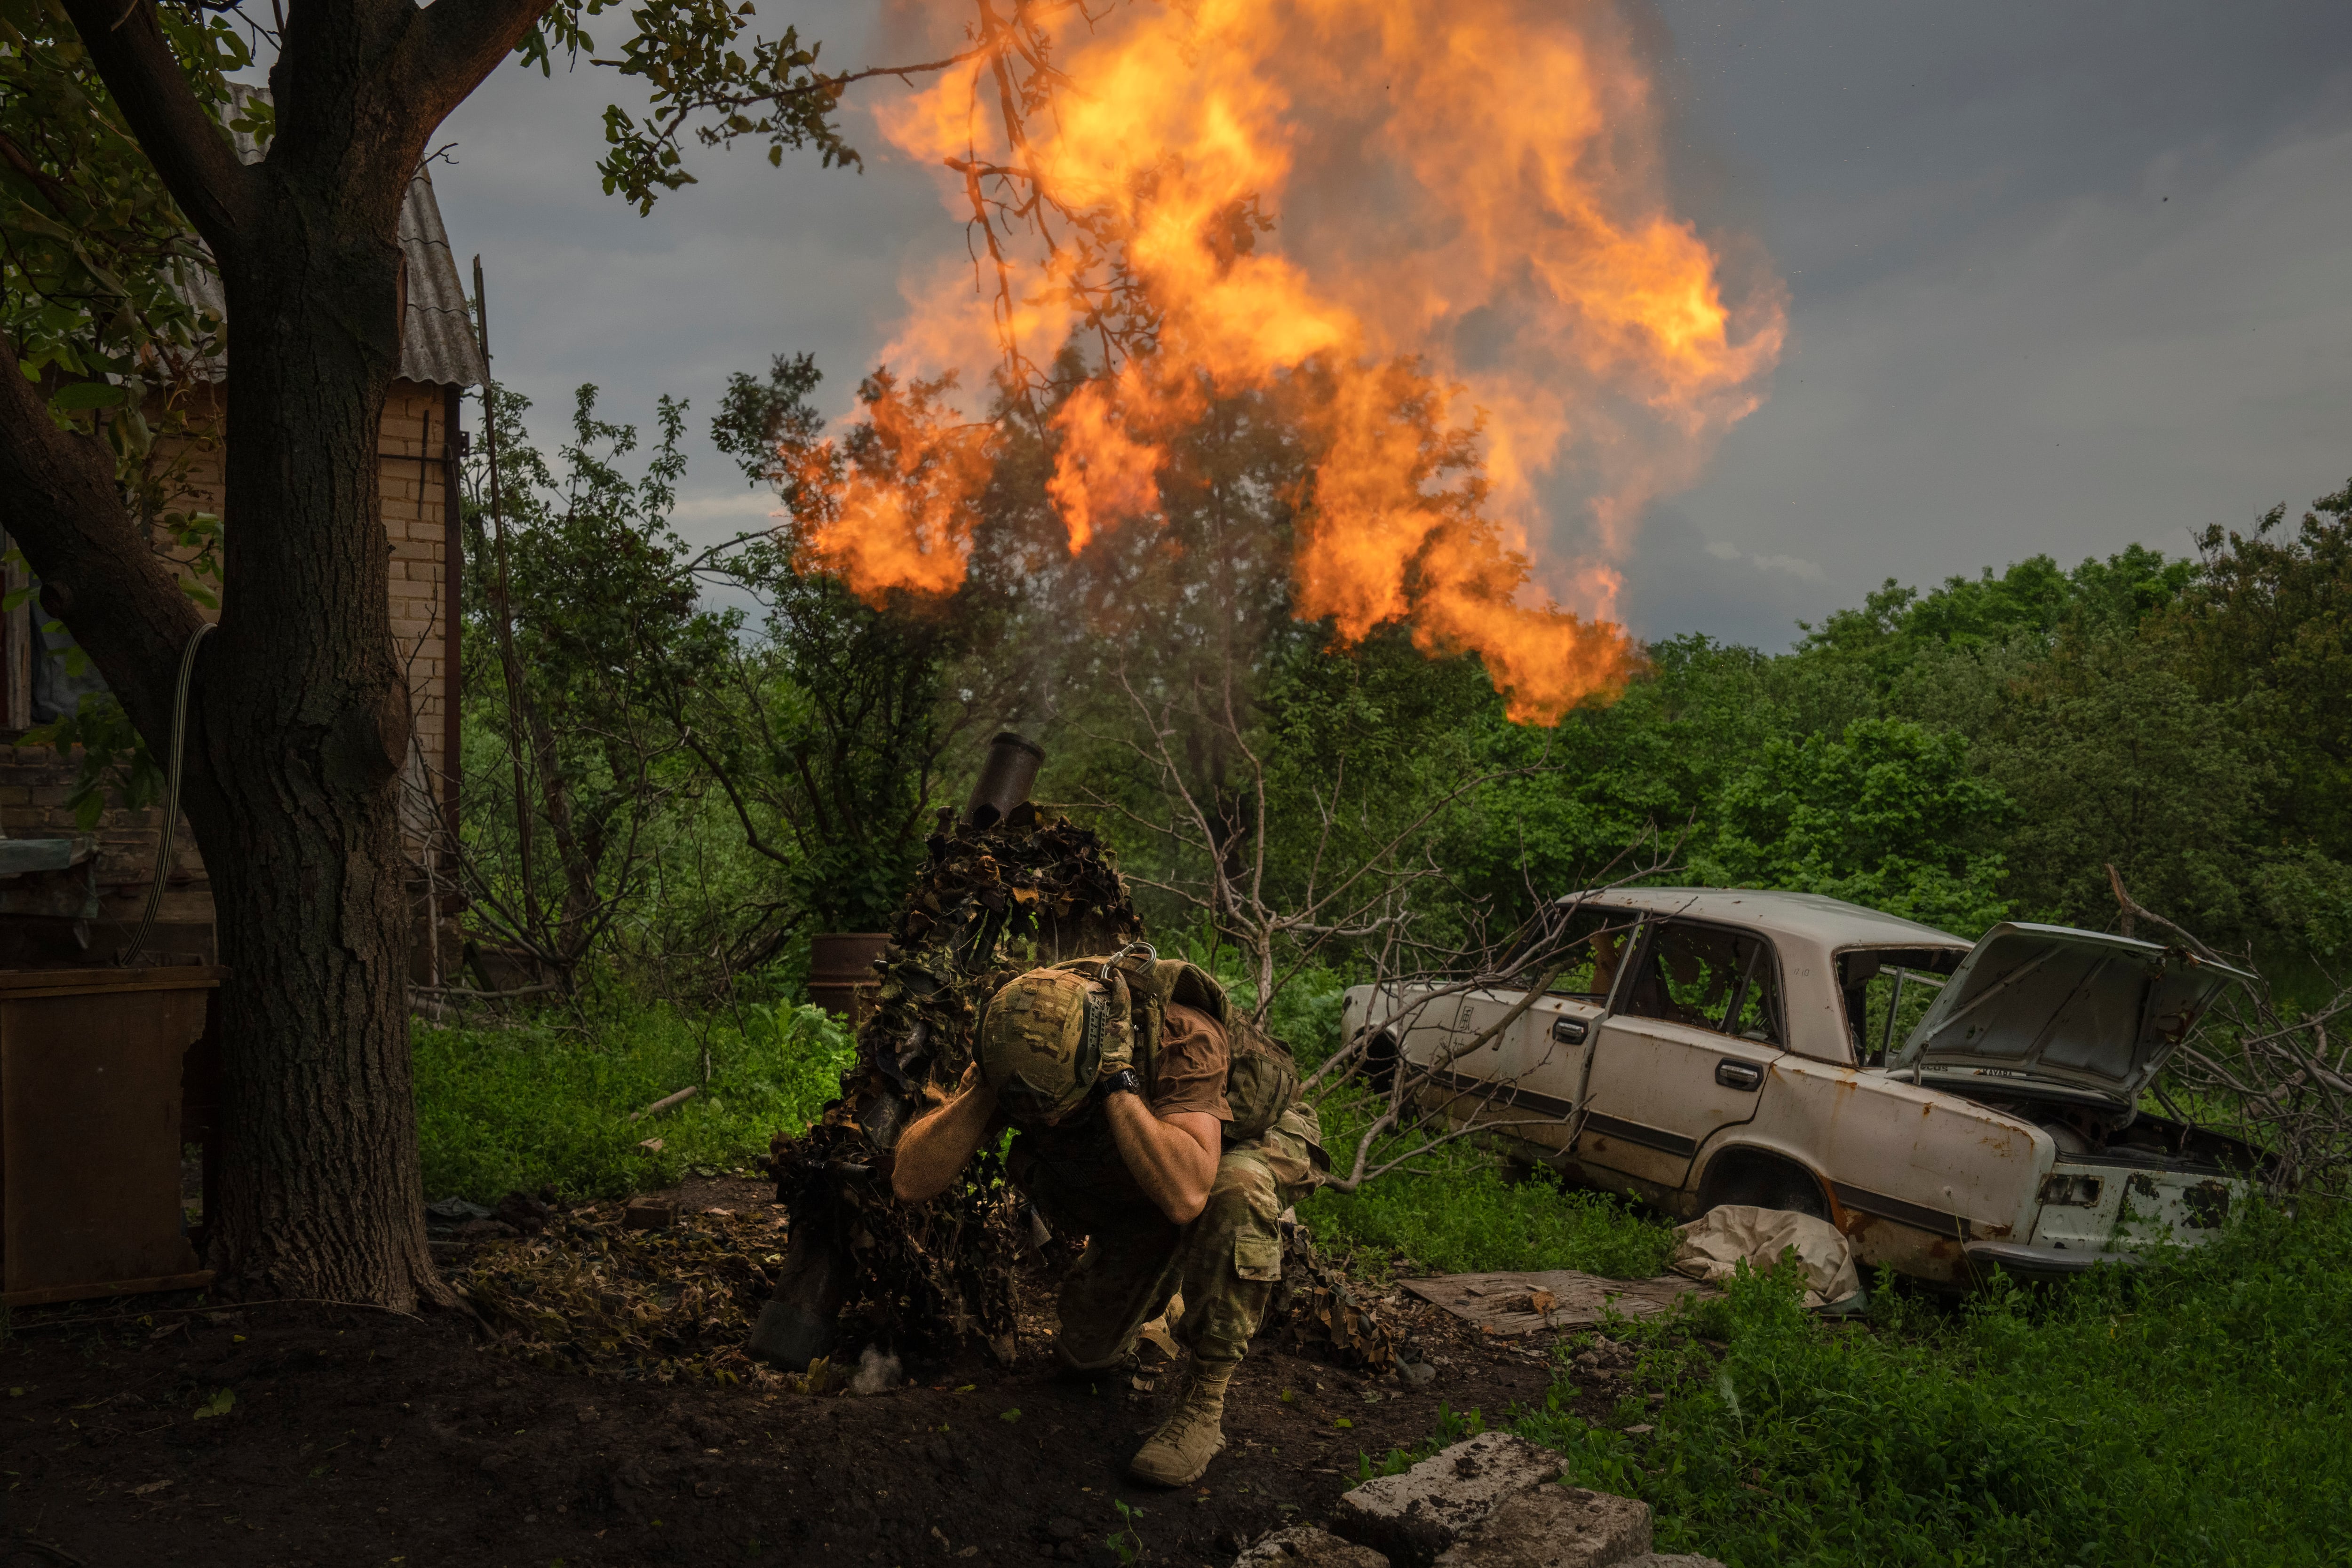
top-left (1618, 918), bottom-right (1788, 1047)
top-left (1501, 903), bottom-right (1645, 1005)
top-left (1836, 945), bottom-right (1964, 1069)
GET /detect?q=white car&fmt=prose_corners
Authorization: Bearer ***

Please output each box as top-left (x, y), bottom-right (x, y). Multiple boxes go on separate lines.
top-left (1340, 888), bottom-right (2258, 1284)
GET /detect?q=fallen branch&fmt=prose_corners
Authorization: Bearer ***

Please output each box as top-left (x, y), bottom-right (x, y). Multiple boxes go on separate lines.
top-left (628, 1085), bottom-right (699, 1123)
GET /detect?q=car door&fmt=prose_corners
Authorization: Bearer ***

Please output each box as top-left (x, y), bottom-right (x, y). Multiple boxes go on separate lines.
top-left (1573, 918), bottom-right (1785, 1195)
top-left (1420, 904), bottom-right (1637, 1150)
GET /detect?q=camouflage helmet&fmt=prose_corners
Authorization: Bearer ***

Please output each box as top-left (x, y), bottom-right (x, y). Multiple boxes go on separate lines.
top-left (978, 966), bottom-right (1108, 1125)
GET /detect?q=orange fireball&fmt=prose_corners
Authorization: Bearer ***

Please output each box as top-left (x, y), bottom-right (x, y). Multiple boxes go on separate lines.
top-left (820, 0), bottom-right (1782, 723)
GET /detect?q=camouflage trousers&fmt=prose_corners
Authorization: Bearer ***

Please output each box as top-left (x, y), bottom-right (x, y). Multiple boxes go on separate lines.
top-left (1023, 1104), bottom-right (1323, 1369)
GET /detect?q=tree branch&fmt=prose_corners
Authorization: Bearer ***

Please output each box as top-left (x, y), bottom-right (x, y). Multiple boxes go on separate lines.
top-left (59, 0), bottom-right (256, 256)
top-left (0, 329), bottom-right (199, 726)
top-left (393, 0), bottom-right (562, 134)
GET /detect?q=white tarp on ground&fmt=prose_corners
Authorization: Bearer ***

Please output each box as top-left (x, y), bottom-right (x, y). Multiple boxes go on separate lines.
top-left (1669, 1205), bottom-right (1862, 1309)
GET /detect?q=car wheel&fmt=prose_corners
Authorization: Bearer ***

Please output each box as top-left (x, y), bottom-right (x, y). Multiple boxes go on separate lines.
top-left (1696, 1148), bottom-right (1832, 1221)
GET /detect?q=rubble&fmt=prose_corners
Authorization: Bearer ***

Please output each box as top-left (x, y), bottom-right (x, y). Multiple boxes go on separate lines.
top-left (1304, 1435), bottom-right (1720, 1568)
top-left (1398, 1271), bottom-right (1711, 1336)
top-left (1431, 1487), bottom-right (1651, 1568)
top-left (1329, 1432), bottom-right (1564, 1567)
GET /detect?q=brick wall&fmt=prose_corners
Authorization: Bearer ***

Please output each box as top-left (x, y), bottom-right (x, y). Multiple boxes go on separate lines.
top-left (0, 379), bottom-right (461, 963)
top-left (378, 380), bottom-right (457, 847)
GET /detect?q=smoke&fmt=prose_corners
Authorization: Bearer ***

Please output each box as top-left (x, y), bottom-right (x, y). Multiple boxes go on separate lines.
top-left (850, 1344), bottom-right (903, 1396)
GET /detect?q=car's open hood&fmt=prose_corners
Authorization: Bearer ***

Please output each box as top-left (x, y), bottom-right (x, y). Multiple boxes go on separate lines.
top-left (1887, 923), bottom-right (2250, 1107)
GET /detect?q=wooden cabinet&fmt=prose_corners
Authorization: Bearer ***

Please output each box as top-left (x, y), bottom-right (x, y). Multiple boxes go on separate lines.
top-left (0, 966), bottom-right (225, 1306)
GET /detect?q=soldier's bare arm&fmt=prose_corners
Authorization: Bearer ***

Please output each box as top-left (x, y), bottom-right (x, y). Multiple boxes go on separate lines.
top-left (1104, 1098), bottom-right (1221, 1224)
top-left (891, 1066), bottom-right (1000, 1202)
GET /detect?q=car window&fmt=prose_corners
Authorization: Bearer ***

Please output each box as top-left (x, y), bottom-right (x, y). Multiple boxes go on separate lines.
top-left (1836, 947), bottom-right (1965, 1066)
top-left (1620, 920), bottom-right (1782, 1044)
top-left (1510, 905), bottom-right (1640, 1000)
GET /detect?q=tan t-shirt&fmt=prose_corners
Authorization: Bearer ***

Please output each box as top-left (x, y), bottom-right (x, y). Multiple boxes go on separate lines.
top-left (1151, 1003), bottom-right (1233, 1123)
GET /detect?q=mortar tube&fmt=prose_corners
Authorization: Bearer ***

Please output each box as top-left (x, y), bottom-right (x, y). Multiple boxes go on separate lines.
top-left (962, 731), bottom-right (1045, 829)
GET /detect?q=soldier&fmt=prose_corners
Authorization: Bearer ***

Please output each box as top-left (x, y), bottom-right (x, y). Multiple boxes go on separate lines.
top-left (891, 945), bottom-right (1323, 1486)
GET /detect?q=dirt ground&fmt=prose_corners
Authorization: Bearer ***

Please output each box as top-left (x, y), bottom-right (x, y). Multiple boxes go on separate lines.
top-left (1, 1179), bottom-right (1638, 1568)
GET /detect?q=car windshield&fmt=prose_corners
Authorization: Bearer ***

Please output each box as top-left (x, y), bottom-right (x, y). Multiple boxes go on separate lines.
top-left (1620, 921), bottom-right (1783, 1044)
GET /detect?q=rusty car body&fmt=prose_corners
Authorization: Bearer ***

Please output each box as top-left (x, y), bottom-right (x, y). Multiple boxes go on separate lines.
top-left (1339, 888), bottom-right (2259, 1284)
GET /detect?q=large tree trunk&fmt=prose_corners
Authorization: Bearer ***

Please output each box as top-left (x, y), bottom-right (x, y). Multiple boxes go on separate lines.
top-left (184, 163), bottom-right (444, 1307)
top-left (0, 0), bottom-right (551, 1308)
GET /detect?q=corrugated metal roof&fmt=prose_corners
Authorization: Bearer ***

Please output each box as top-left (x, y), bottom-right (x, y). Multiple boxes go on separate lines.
top-left (393, 166), bottom-right (487, 388)
top-left (180, 87), bottom-right (487, 388)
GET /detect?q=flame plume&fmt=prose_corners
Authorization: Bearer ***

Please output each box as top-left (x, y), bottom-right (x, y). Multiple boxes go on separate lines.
top-left (824, 0), bottom-right (1783, 723)
top-left (792, 370), bottom-right (993, 599)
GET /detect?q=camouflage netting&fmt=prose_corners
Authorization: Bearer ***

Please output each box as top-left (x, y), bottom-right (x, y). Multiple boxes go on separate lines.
top-left (854, 801), bottom-right (1144, 1108)
top-left (756, 799), bottom-right (1398, 1373)
top-left (1271, 1212), bottom-right (1398, 1373)
top-left (454, 1203), bottom-right (787, 1384)
top-left (760, 801), bottom-right (1142, 1361)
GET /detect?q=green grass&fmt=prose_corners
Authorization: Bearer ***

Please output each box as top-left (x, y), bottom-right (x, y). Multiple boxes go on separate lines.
top-left (1476, 1197), bottom-right (2352, 1567)
top-left (413, 999), bottom-right (855, 1202)
top-left (1297, 1087), bottom-right (1677, 1277)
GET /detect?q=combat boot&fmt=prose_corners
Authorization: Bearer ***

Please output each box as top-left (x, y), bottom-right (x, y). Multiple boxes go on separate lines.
top-left (1127, 1355), bottom-right (1239, 1486)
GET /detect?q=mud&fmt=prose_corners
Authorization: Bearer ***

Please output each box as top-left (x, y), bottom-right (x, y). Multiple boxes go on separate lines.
top-left (1, 1180), bottom-right (1631, 1568)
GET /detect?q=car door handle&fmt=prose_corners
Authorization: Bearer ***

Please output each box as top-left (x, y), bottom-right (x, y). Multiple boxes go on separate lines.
top-left (1715, 1059), bottom-right (1764, 1091)
top-left (1551, 1018), bottom-right (1589, 1045)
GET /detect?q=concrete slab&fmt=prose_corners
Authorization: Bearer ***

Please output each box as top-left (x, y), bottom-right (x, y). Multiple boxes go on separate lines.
top-left (1431, 1485), bottom-right (1652, 1568)
top-left (1397, 1271), bottom-right (1715, 1335)
top-left (1329, 1433), bottom-right (1564, 1568)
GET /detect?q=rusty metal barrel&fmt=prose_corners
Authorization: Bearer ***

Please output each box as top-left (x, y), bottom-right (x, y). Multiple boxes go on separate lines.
top-left (962, 731), bottom-right (1045, 830)
top-left (805, 932), bottom-right (889, 1026)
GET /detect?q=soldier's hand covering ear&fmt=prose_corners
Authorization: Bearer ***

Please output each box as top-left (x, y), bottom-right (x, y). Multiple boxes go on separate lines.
top-left (1098, 973), bottom-right (1136, 1076)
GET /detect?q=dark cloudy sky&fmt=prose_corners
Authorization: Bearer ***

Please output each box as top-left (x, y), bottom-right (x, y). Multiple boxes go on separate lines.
top-left (427, 0), bottom-right (2352, 651)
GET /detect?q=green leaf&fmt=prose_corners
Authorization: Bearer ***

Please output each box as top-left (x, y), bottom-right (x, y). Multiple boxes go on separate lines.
top-left (192, 1388), bottom-right (234, 1420)
top-left (48, 379), bottom-right (130, 411)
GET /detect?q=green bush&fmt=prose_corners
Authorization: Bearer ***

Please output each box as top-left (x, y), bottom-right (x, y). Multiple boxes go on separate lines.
top-left (1502, 1196), bottom-right (2352, 1566)
top-left (413, 1000), bottom-right (855, 1203)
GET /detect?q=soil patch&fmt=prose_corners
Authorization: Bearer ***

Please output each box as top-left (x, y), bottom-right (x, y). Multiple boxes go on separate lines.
top-left (1, 1182), bottom-right (1638, 1568)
